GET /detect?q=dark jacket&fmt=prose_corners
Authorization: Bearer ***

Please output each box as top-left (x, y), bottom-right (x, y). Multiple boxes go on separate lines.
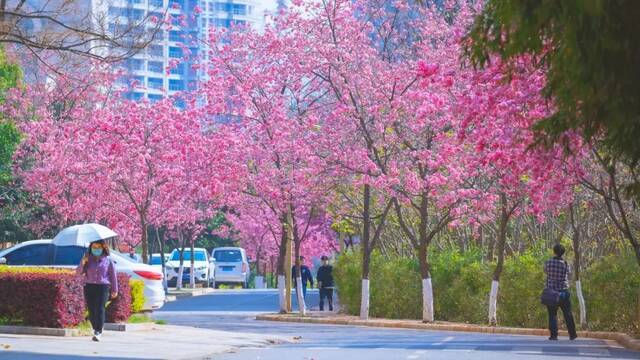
top-left (292, 265), bottom-right (314, 287)
top-left (316, 264), bottom-right (334, 288)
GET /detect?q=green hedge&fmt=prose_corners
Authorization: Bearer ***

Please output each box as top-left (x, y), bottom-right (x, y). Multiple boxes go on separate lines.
top-left (334, 248), bottom-right (639, 334)
top-left (583, 252), bottom-right (640, 335)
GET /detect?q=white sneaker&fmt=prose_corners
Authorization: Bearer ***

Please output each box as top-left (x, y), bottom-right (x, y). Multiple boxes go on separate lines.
top-left (92, 332), bottom-right (101, 342)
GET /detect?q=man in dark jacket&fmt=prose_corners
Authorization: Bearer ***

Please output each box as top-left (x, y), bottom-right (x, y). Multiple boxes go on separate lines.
top-left (292, 256), bottom-right (313, 299)
top-left (316, 255), bottom-right (334, 311)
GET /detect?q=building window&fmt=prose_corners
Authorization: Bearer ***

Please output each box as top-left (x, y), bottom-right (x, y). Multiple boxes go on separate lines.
top-left (170, 63), bottom-right (184, 74)
top-left (127, 92), bottom-right (144, 101)
top-left (148, 77), bottom-right (164, 89)
top-left (169, 79), bottom-right (184, 91)
top-left (214, 18), bottom-right (231, 28)
top-left (149, 0), bottom-right (164, 7)
top-left (108, 7), bottom-right (143, 20)
top-left (127, 58), bottom-right (143, 70)
top-left (130, 9), bottom-right (144, 20)
top-left (148, 94), bottom-right (164, 102)
top-left (187, 80), bottom-right (197, 90)
top-left (149, 45), bottom-right (163, 57)
top-left (148, 61), bottom-right (163, 73)
top-left (169, 0), bottom-right (185, 9)
top-left (128, 0), bottom-right (144, 5)
top-left (231, 4), bottom-right (247, 16)
top-left (169, 30), bottom-right (184, 42)
top-left (108, 7), bottom-right (125, 17)
top-left (132, 75), bottom-right (145, 86)
top-left (169, 46), bottom-right (183, 58)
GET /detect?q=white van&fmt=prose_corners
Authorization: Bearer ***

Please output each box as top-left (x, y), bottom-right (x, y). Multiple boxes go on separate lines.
top-left (211, 247), bottom-right (249, 288)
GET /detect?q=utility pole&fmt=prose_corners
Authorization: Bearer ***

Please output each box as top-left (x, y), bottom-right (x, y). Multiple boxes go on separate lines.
top-left (285, 210), bottom-right (293, 312)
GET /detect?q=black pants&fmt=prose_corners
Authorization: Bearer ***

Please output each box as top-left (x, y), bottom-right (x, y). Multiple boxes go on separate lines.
top-left (546, 290), bottom-right (577, 339)
top-left (319, 288), bottom-right (333, 311)
top-left (84, 284), bottom-right (110, 333)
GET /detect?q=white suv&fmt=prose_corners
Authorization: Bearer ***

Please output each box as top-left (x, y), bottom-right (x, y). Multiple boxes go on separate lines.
top-left (165, 248), bottom-right (213, 286)
top-left (0, 240), bottom-right (165, 310)
top-left (211, 247), bottom-right (249, 288)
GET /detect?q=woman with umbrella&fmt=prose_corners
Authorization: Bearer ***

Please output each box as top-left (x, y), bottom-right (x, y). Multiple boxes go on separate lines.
top-left (76, 239), bottom-right (118, 341)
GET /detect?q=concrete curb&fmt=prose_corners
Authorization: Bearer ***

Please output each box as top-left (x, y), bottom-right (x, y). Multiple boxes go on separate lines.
top-left (103, 322), bottom-right (157, 332)
top-left (0, 325), bottom-right (85, 337)
top-left (165, 288), bottom-right (214, 303)
top-left (255, 314), bottom-right (640, 352)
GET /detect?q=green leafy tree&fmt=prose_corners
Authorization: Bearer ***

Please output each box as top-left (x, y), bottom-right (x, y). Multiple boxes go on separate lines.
top-left (0, 47), bottom-right (37, 245)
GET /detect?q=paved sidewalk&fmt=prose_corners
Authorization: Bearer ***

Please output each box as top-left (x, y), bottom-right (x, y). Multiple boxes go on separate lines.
top-left (256, 312), bottom-right (640, 353)
top-left (0, 324), bottom-right (291, 360)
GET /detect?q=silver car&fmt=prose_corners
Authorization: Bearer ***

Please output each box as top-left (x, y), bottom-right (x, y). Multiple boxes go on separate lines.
top-left (211, 247), bottom-right (249, 288)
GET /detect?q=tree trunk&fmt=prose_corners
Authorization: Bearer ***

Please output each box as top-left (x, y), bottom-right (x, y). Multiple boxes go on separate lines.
top-left (419, 241), bottom-right (434, 323)
top-left (141, 220), bottom-right (149, 264)
top-left (189, 241), bottom-right (195, 289)
top-left (569, 203), bottom-right (587, 328)
top-left (489, 193), bottom-right (509, 326)
top-left (277, 220), bottom-right (288, 313)
top-left (294, 237), bottom-right (306, 314)
top-left (156, 228), bottom-right (168, 294)
top-left (417, 191), bottom-right (434, 323)
top-left (176, 230), bottom-right (184, 290)
top-left (360, 183), bottom-right (372, 320)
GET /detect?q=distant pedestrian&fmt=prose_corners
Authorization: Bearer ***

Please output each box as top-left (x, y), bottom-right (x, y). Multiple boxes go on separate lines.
top-left (317, 255), bottom-right (334, 311)
top-left (77, 240), bottom-right (118, 342)
top-left (543, 244), bottom-right (577, 341)
top-left (128, 248), bottom-right (140, 262)
top-left (292, 256), bottom-right (313, 298)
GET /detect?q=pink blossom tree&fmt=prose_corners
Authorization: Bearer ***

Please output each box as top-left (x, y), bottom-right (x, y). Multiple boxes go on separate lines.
top-left (458, 58), bottom-right (584, 325)
top-left (17, 79), bottom-right (235, 264)
top-left (201, 20), bottom-right (338, 312)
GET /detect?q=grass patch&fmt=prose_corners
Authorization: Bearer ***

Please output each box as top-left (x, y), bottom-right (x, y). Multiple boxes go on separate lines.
top-left (0, 316), bottom-right (21, 326)
top-left (154, 319), bottom-right (168, 325)
top-left (127, 314), bottom-right (152, 324)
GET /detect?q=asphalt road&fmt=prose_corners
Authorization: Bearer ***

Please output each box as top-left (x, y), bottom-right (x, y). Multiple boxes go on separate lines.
top-left (153, 289), bottom-right (639, 360)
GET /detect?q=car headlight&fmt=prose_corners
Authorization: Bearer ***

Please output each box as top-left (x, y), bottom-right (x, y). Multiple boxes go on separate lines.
top-left (197, 266), bottom-right (206, 271)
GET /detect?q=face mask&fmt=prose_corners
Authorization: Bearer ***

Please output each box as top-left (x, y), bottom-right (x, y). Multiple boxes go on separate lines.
top-left (91, 248), bottom-right (103, 257)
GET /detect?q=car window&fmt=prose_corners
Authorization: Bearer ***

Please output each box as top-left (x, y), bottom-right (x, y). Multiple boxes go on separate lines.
top-left (53, 246), bottom-right (86, 265)
top-left (150, 255), bottom-right (163, 265)
top-left (170, 250), bottom-right (206, 262)
top-left (213, 250), bottom-right (242, 262)
top-left (5, 244), bottom-right (54, 265)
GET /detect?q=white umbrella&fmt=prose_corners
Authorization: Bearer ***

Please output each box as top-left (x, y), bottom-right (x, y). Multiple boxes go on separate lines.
top-left (53, 223), bottom-right (118, 247)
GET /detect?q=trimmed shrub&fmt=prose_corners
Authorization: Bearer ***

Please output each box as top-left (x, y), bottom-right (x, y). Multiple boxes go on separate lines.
top-left (583, 251), bottom-right (640, 335)
top-left (334, 247), bottom-right (640, 335)
top-left (443, 260), bottom-right (492, 324)
top-left (106, 273), bottom-right (132, 323)
top-left (0, 266), bottom-right (73, 275)
top-left (334, 250), bottom-right (422, 319)
top-left (0, 270), bottom-right (85, 328)
top-left (129, 279), bottom-right (146, 313)
top-left (334, 250), bottom-right (363, 315)
top-left (431, 248), bottom-right (488, 322)
top-left (498, 252), bottom-right (547, 328)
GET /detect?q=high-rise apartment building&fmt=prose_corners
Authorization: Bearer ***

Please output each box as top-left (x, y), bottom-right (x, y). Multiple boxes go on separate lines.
top-left (20, 0), bottom-right (278, 103)
top-left (94, 0), bottom-right (273, 103)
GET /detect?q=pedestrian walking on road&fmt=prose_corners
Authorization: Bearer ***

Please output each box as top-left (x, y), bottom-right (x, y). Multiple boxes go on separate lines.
top-left (292, 256), bottom-right (313, 299)
top-left (317, 255), bottom-right (334, 311)
top-left (543, 244), bottom-right (577, 341)
top-left (76, 240), bottom-right (118, 342)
